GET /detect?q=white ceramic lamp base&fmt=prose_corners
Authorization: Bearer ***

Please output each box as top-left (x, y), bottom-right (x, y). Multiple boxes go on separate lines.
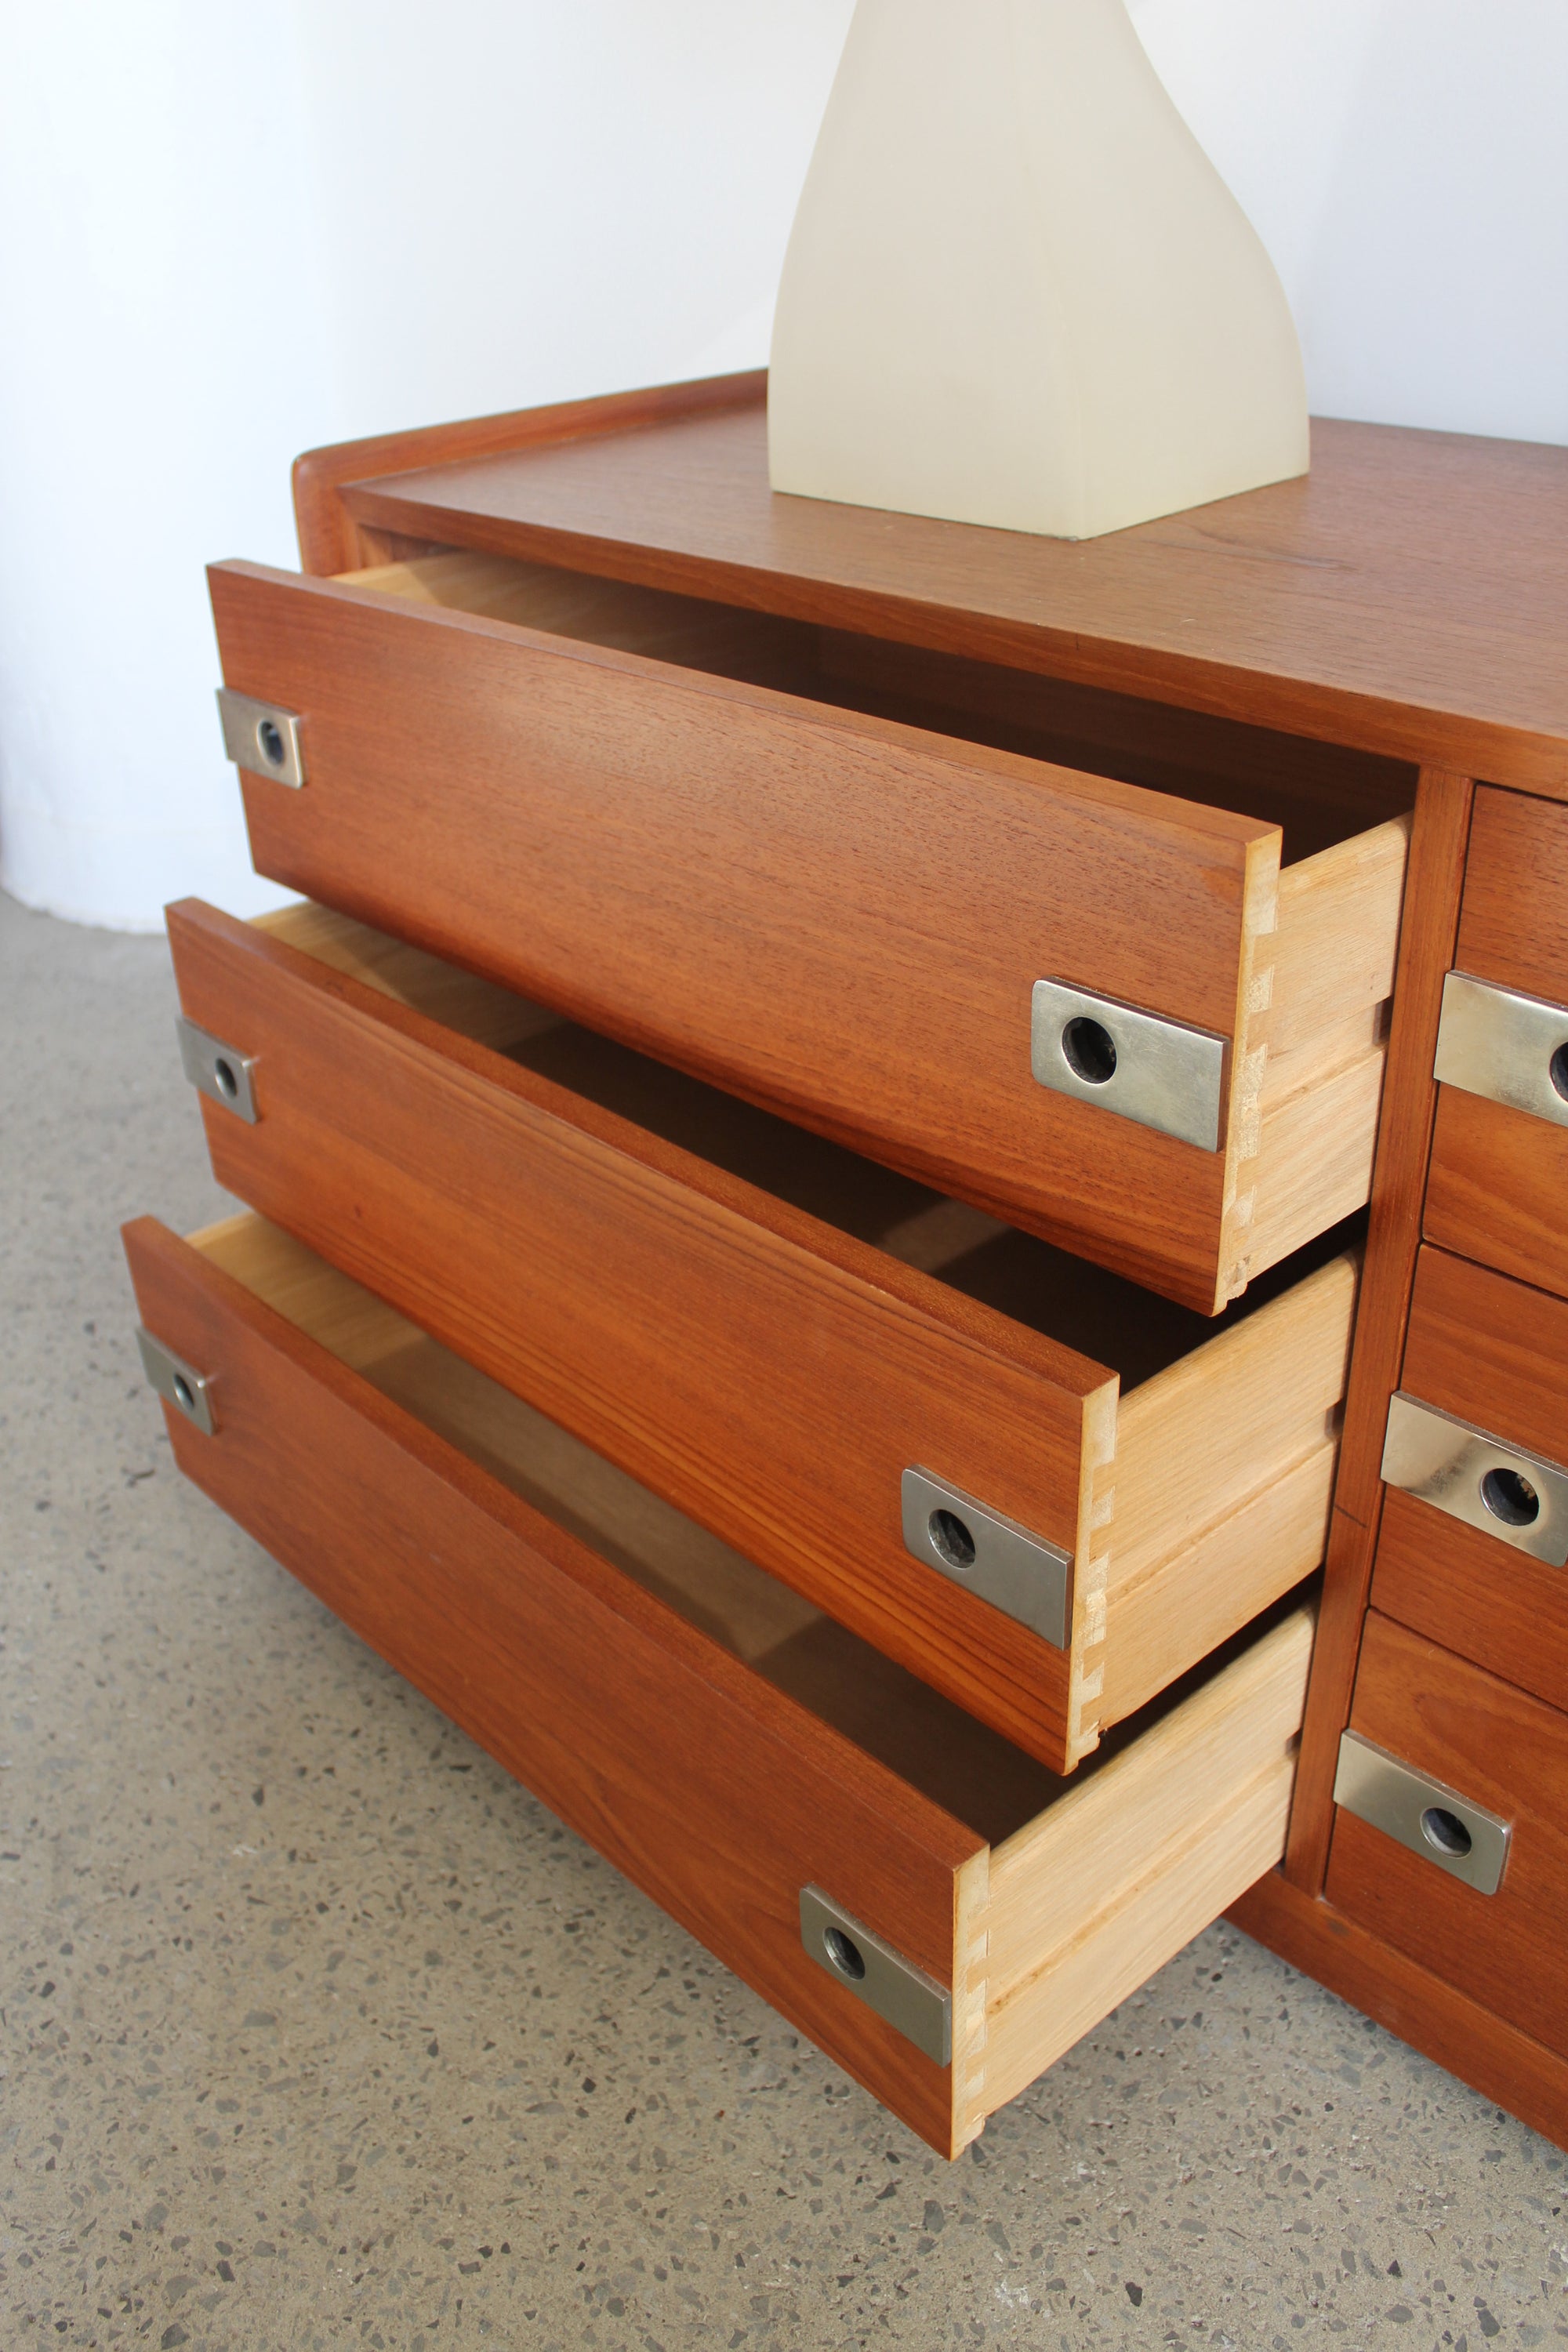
top-left (768, 0), bottom-right (1308, 542)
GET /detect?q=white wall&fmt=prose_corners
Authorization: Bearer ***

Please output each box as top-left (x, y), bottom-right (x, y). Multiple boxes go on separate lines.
top-left (2, 0), bottom-right (1564, 931)
top-left (1128, 0), bottom-right (1568, 446)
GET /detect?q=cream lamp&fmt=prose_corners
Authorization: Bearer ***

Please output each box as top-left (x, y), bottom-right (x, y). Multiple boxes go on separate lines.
top-left (768, 0), bottom-right (1308, 539)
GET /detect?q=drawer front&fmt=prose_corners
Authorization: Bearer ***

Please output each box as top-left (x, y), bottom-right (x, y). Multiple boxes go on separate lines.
top-left (122, 1212), bottom-right (978, 2153)
top-left (1399, 1244), bottom-right (1568, 1494)
top-left (1371, 1487), bottom-right (1568, 1716)
top-left (1427, 1081), bottom-right (1568, 1301)
top-left (208, 557), bottom-right (1390, 1313)
top-left (1327, 1612), bottom-right (1568, 2061)
top-left (168, 898), bottom-right (1108, 1769)
top-left (168, 899), bottom-right (1354, 1773)
top-left (1455, 787), bottom-right (1568, 1005)
top-left (122, 1212), bottom-right (1313, 2156)
top-left (1377, 1244), bottom-right (1568, 1704)
top-left (1428, 788), bottom-right (1568, 1294)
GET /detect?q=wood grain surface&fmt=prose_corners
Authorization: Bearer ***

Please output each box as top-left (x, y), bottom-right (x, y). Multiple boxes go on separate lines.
top-left (1426, 1083), bottom-right (1568, 1305)
top-left (966, 1606), bottom-right (1312, 2139)
top-left (1425, 789), bottom-right (1568, 1290)
top-left (1229, 1869), bottom-right (1568, 2154)
top-left (121, 1213), bottom-right (981, 2154)
top-left (208, 556), bottom-right (1283, 1310)
top-left (1371, 1486), bottom-right (1568, 1718)
top-left (165, 898), bottom-right (1112, 1767)
top-left (292, 370), bottom-right (767, 576)
top-left (309, 387), bottom-right (1568, 790)
top-left (168, 898), bottom-right (1356, 1768)
top-left (1283, 769), bottom-right (1473, 1889)
top-left (1403, 1242), bottom-right (1568, 1468)
top-left (1326, 1611), bottom-right (1568, 2063)
top-left (1456, 787), bottom-right (1568, 999)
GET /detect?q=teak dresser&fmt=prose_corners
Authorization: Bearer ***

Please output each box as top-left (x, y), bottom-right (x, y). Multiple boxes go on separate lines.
top-left (124, 372), bottom-right (1568, 2158)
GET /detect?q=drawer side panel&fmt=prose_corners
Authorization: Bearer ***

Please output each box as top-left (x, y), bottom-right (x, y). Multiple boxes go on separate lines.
top-left (966, 1606), bottom-right (1312, 2132)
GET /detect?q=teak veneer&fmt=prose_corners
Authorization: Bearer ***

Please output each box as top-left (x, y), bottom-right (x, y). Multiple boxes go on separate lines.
top-left (1327, 1613), bottom-right (1568, 2065)
top-left (167, 894), bottom-right (1356, 1773)
top-left (1371, 1488), bottom-right (1568, 1720)
top-left (123, 1209), bottom-right (1314, 2158)
top-left (143, 373), bottom-right (1568, 2151)
top-left (1427, 788), bottom-right (1568, 1301)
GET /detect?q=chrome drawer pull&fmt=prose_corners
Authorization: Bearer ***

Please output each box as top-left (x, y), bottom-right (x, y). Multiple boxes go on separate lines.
top-left (901, 1468), bottom-right (1070, 1649)
top-left (799, 1887), bottom-right (951, 2064)
top-left (1334, 1732), bottom-right (1511, 1896)
top-left (216, 687), bottom-right (306, 789)
top-left (136, 1330), bottom-right (216, 1436)
top-left (1433, 969), bottom-right (1568, 1129)
top-left (1029, 978), bottom-right (1224, 1152)
top-left (1381, 1392), bottom-right (1568, 1567)
top-left (176, 1017), bottom-right (259, 1123)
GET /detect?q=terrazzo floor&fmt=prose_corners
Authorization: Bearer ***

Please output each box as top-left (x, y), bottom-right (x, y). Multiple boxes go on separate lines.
top-left (2, 886), bottom-right (1561, 2350)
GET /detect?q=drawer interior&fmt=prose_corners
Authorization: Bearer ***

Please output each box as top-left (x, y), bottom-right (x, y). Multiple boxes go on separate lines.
top-left (342, 547), bottom-right (1417, 866)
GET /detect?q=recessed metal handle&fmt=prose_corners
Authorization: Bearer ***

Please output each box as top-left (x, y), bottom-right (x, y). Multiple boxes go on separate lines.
top-left (1334, 1732), bottom-right (1511, 1895)
top-left (901, 1468), bottom-right (1070, 1648)
top-left (136, 1330), bottom-right (216, 1436)
top-left (176, 1017), bottom-right (259, 1123)
top-left (799, 1886), bottom-right (951, 2063)
top-left (1381, 1392), bottom-right (1568, 1567)
top-left (1029, 978), bottom-right (1225, 1152)
top-left (1434, 969), bottom-right (1568, 1130)
top-left (216, 687), bottom-right (306, 789)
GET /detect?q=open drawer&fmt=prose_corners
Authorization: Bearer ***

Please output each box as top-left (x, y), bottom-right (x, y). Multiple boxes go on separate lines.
top-left (208, 391), bottom-right (1411, 1314)
top-left (168, 895), bottom-right (1357, 1772)
top-left (123, 1209), bottom-right (1314, 2158)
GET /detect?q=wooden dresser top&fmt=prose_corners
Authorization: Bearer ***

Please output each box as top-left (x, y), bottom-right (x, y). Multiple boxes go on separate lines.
top-left (296, 372), bottom-right (1568, 794)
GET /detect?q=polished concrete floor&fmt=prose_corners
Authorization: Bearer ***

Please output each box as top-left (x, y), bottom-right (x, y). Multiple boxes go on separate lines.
top-left (2, 885), bottom-right (1563, 2351)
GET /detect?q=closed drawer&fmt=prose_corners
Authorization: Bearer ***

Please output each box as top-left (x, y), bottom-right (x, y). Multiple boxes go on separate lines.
top-left (1327, 1612), bottom-right (1568, 2063)
top-left (123, 1209), bottom-right (1314, 2158)
top-left (168, 895), bottom-right (1359, 1773)
top-left (1376, 1244), bottom-right (1568, 1709)
top-left (209, 537), bottom-right (1408, 1314)
top-left (1373, 1492), bottom-right (1568, 1717)
top-left (1428, 788), bottom-right (1568, 1298)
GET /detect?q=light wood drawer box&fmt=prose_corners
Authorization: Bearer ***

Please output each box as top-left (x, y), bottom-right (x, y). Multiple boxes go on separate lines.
top-left (1428, 788), bottom-right (1568, 1300)
top-left (209, 455), bottom-right (1410, 1317)
top-left (1327, 1612), bottom-right (1568, 2064)
top-left (167, 895), bottom-right (1359, 1775)
top-left (123, 1209), bottom-right (1314, 2159)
